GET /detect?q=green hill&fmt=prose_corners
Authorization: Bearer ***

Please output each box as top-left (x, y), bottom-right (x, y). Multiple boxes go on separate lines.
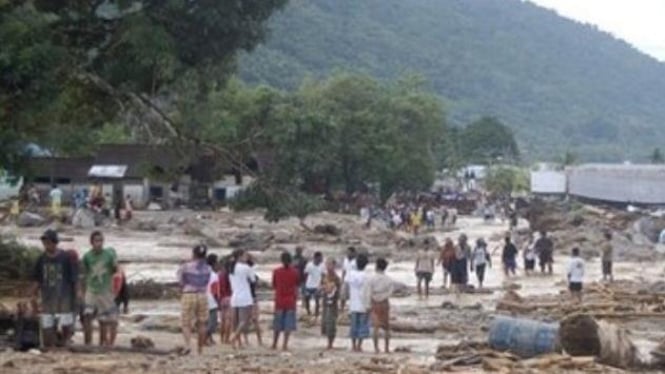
top-left (239, 0), bottom-right (665, 162)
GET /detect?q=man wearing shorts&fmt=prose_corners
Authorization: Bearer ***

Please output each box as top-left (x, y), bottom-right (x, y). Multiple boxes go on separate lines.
top-left (31, 229), bottom-right (77, 348)
top-left (177, 245), bottom-right (211, 354)
top-left (345, 253), bottom-right (369, 352)
top-left (567, 248), bottom-right (585, 303)
top-left (271, 251), bottom-right (299, 350)
top-left (82, 231), bottom-right (118, 346)
top-left (303, 251), bottom-right (324, 318)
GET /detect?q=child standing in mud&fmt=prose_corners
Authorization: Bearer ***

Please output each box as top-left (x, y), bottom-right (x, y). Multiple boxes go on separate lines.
top-left (321, 258), bottom-right (341, 349)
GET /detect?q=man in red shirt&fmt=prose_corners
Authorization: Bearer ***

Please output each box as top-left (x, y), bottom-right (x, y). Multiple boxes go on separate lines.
top-left (271, 251), bottom-right (299, 350)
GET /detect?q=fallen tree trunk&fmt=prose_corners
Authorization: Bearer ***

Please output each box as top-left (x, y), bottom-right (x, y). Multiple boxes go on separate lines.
top-left (68, 344), bottom-right (179, 356)
top-left (559, 314), bottom-right (638, 369)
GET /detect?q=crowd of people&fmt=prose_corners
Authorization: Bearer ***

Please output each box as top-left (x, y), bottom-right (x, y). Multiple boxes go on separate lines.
top-left (176, 245), bottom-right (396, 355)
top-left (28, 219), bottom-right (611, 354)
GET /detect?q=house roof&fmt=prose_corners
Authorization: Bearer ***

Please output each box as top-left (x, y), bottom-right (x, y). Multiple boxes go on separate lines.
top-left (94, 144), bottom-right (185, 179)
top-left (25, 157), bottom-right (94, 182)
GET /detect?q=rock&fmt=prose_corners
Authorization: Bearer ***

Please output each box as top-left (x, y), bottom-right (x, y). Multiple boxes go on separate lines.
top-left (129, 218), bottom-right (158, 232)
top-left (168, 216), bottom-right (187, 226)
top-left (392, 281), bottom-right (411, 297)
top-left (71, 209), bottom-right (95, 229)
top-left (228, 231), bottom-right (273, 251)
top-left (441, 301), bottom-right (459, 310)
top-left (464, 303), bottom-right (484, 311)
top-left (394, 346), bottom-right (412, 353)
top-left (139, 315), bottom-right (181, 334)
top-left (147, 202), bottom-right (163, 211)
top-left (313, 224), bottom-right (341, 236)
top-left (131, 335), bottom-right (155, 349)
top-left (273, 230), bottom-right (294, 244)
top-left (17, 212), bottom-right (46, 227)
top-left (636, 216), bottom-right (665, 243)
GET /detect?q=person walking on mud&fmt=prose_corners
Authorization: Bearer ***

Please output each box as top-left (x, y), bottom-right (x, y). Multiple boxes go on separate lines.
top-left (601, 231), bottom-right (614, 282)
top-left (470, 238), bottom-right (491, 289)
top-left (438, 238), bottom-right (456, 288)
top-left (535, 230), bottom-right (554, 274)
top-left (415, 240), bottom-right (435, 298)
top-left (367, 258), bottom-right (394, 354)
top-left (451, 234), bottom-right (471, 298)
top-left (567, 248), bottom-right (585, 303)
top-left (176, 244), bottom-right (211, 355)
top-left (501, 234), bottom-right (518, 277)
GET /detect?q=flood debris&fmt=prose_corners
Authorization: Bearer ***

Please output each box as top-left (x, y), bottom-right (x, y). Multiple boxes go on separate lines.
top-left (560, 314), bottom-right (638, 369)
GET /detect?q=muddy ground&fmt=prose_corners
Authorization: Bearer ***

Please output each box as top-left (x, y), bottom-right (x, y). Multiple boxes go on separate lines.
top-left (3, 208), bottom-right (665, 373)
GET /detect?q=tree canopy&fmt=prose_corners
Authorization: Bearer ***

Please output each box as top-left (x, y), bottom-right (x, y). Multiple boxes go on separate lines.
top-left (1, 0), bottom-right (287, 169)
top-left (239, 0), bottom-right (665, 162)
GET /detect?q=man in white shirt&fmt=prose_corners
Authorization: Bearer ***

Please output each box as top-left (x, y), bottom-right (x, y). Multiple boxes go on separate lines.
top-left (365, 258), bottom-right (393, 354)
top-left (567, 247), bottom-right (584, 303)
top-left (345, 253), bottom-right (369, 352)
top-left (340, 247), bottom-right (357, 311)
top-left (49, 184), bottom-right (63, 216)
top-left (229, 250), bottom-right (256, 349)
top-left (303, 252), bottom-right (324, 318)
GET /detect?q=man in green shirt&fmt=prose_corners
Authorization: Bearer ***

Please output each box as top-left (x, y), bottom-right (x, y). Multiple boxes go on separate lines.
top-left (82, 231), bottom-right (118, 346)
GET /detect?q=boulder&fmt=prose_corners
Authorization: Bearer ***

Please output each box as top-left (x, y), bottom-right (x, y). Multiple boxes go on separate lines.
top-left (17, 212), bottom-right (46, 227)
top-left (636, 216), bottom-right (665, 243)
top-left (228, 231), bottom-right (273, 251)
top-left (128, 218), bottom-right (158, 232)
top-left (313, 224), bottom-right (341, 236)
top-left (139, 315), bottom-right (181, 334)
top-left (273, 229), bottom-right (295, 244)
top-left (392, 281), bottom-right (411, 297)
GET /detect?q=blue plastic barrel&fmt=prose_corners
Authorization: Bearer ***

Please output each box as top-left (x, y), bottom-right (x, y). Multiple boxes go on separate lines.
top-left (488, 315), bottom-right (559, 357)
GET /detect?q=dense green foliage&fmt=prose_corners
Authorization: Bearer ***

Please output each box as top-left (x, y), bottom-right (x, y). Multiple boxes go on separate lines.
top-left (484, 166), bottom-right (529, 198)
top-left (222, 73), bottom-right (449, 220)
top-left (239, 0), bottom-right (665, 161)
top-left (1, 0), bottom-right (287, 168)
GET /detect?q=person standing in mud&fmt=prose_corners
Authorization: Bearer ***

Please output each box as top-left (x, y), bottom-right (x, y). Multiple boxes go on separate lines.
top-left (271, 251), bottom-right (299, 350)
top-left (501, 234), bottom-right (518, 277)
top-left (345, 253), bottom-right (370, 352)
top-left (601, 231), bottom-right (614, 282)
top-left (229, 250), bottom-right (256, 349)
top-left (451, 234), bottom-right (471, 298)
top-left (31, 229), bottom-right (77, 348)
top-left (245, 255), bottom-right (264, 346)
top-left (82, 231), bottom-right (119, 347)
top-left (321, 258), bottom-right (341, 350)
top-left (535, 230), bottom-right (554, 274)
top-left (438, 238), bottom-right (456, 288)
top-left (340, 247), bottom-right (357, 311)
top-left (415, 240), bottom-right (435, 299)
top-left (366, 257), bottom-right (394, 354)
top-left (303, 251), bottom-right (325, 318)
top-left (294, 246), bottom-right (308, 302)
top-left (112, 264), bottom-right (130, 314)
top-left (177, 244), bottom-right (211, 355)
top-left (217, 256), bottom-right (233, 344)
top-left (567, 247), bottom-right (585, 303)
top-left (470, 238), bottom-right (491, 289)
top-left (522, 234), bottom-right (537, 276)
top-left (205, 254), bottom-right (220, 346)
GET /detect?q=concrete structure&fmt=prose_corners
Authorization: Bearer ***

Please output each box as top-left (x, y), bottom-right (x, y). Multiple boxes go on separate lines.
top-left (530, 170), bottom-right (567, 195)
top-left (568, 164), bottom-right (665, 205)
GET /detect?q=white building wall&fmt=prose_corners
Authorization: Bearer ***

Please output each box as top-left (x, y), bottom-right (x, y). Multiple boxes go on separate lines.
top-left (530, 171), bottom-right (567, 194)
top-left (568, 164), bottom-right (665, 204)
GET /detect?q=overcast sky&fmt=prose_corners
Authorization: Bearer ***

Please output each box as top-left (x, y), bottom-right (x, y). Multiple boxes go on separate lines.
top-left (528, 0), bottom-right (665, 61)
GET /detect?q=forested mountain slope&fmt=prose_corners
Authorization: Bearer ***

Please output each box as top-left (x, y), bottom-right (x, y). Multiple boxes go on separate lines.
top-left (239, 0), bottom-right (665, 161)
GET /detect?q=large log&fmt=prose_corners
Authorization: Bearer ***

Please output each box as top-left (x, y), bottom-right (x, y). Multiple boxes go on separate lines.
top-left (559, 314), bottom-right (638, 369)
top-left (68, 344), bottom-right (180, 356)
